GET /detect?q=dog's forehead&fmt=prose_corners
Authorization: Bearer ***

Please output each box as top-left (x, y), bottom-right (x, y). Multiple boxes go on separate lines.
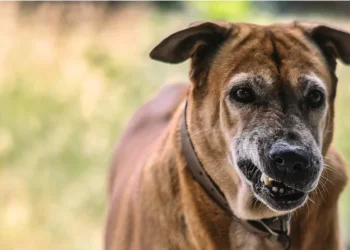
top-left (212, 23), bottom-right (332, 92)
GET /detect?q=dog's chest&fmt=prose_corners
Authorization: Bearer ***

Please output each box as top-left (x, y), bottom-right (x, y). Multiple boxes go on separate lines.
top-left (228, 223), bottom-right (283, 250)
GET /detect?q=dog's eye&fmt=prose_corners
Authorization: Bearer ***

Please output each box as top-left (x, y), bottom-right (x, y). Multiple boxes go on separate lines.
top-left (230, 87), bottom-right (255, 103)
top-left (307, 90), bottom-right (324, 108)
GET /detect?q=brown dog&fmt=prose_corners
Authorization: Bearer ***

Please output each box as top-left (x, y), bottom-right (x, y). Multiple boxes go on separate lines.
top-left (105, 21), bottom-right (350, 250)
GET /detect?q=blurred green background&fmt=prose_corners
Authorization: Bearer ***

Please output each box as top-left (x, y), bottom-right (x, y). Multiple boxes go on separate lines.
top-left (0, 2), bottom-right (349, 250)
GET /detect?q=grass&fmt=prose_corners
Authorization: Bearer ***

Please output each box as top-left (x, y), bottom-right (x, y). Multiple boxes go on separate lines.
top-left (0, 2), bottom-right (349, 250)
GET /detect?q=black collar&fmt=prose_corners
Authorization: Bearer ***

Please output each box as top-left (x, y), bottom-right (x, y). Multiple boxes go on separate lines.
top-left (181, 101), bottom-right (291, 250)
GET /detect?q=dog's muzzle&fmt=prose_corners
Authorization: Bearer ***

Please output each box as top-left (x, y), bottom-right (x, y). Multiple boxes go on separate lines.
top-left (267, 142), bottom-right (319, 192)
top-left (237, 138), bottom-right (323, 211)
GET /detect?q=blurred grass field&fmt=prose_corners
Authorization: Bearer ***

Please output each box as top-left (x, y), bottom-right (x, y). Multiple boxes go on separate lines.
top-left (0, 2), bottom-right (349, 250)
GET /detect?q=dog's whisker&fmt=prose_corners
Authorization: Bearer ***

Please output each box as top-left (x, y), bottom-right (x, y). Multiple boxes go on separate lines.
top-left (308, 197), bottom-right (316, 205)
top-left (306, 201), bottom-right (310, 219)
top-left (323, 164), bottom-right (342, 176)
top-left (320, 175), bottom-right (335, 186)
top-left (323, 162), bottom-right (341, 171)
top-left (315, 182), bottom-right (327, 204)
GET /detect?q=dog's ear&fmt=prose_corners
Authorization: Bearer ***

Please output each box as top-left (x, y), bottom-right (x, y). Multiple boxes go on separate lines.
top-left (150, 21), bottom-right (233, 64)
top-left (296, 22), bottom-right (350, 70)
top-left (150, 21), bottom-right (233, 88)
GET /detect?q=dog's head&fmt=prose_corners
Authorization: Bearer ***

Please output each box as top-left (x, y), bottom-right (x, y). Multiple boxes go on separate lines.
top-left (150, 22), bottom-right (350, 219)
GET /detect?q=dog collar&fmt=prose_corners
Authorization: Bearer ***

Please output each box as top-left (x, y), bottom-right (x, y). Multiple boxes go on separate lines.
top-left (181, 101), bottom-right (291, 250)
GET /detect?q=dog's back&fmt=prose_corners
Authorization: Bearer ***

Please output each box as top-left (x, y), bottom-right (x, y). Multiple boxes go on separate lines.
top-left (108, 83), bottom-right (188, 198)
top-left (105, 83), bottom-right (188, 247)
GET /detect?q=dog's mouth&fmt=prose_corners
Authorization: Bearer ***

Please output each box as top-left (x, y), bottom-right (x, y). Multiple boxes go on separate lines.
top-left (243, 163), bottom-right (308, 211)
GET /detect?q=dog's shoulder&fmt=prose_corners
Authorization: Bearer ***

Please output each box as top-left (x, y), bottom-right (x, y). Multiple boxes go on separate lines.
top-left (108, 83), bottom-right (188, 197)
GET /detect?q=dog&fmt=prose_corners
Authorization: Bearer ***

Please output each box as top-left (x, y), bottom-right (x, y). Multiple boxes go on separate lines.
top-left (105, 21), bottom-right (350, 250)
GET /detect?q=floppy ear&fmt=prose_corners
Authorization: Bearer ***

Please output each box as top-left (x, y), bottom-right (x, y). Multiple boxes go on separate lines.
top-left (296, 22), bottom-right (350, 69)
top-left (150, 21), bottom-right (233, 64)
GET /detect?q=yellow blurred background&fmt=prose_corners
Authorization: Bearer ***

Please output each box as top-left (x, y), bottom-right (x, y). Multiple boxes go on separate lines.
top-left (0, 2), bottom-right (349, 250)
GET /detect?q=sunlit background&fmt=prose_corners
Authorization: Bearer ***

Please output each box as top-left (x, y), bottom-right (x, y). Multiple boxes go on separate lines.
top-left (0, 2), bottom-right (349, 250)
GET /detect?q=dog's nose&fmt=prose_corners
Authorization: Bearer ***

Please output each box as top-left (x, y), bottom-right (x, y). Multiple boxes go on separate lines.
top-left (269, 142), bottom-right (309, 174)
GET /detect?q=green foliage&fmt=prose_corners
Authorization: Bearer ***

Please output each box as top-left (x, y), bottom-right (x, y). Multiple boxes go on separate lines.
top-left (190, 2), bottom-right (252, 21)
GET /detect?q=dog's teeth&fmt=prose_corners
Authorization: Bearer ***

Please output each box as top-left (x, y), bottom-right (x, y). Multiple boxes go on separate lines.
top-left (279, 188), bottom-right (284, 194)
top-left (268, 177), bottom-right (274, 182)
top-left (261, 173), bottom-right (272, 186)
top-left (272, 186), bottom-right (278, 192)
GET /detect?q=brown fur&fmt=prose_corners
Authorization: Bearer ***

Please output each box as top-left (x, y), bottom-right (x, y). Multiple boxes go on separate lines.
top-left (105, 22), bottom-right (349, 250)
